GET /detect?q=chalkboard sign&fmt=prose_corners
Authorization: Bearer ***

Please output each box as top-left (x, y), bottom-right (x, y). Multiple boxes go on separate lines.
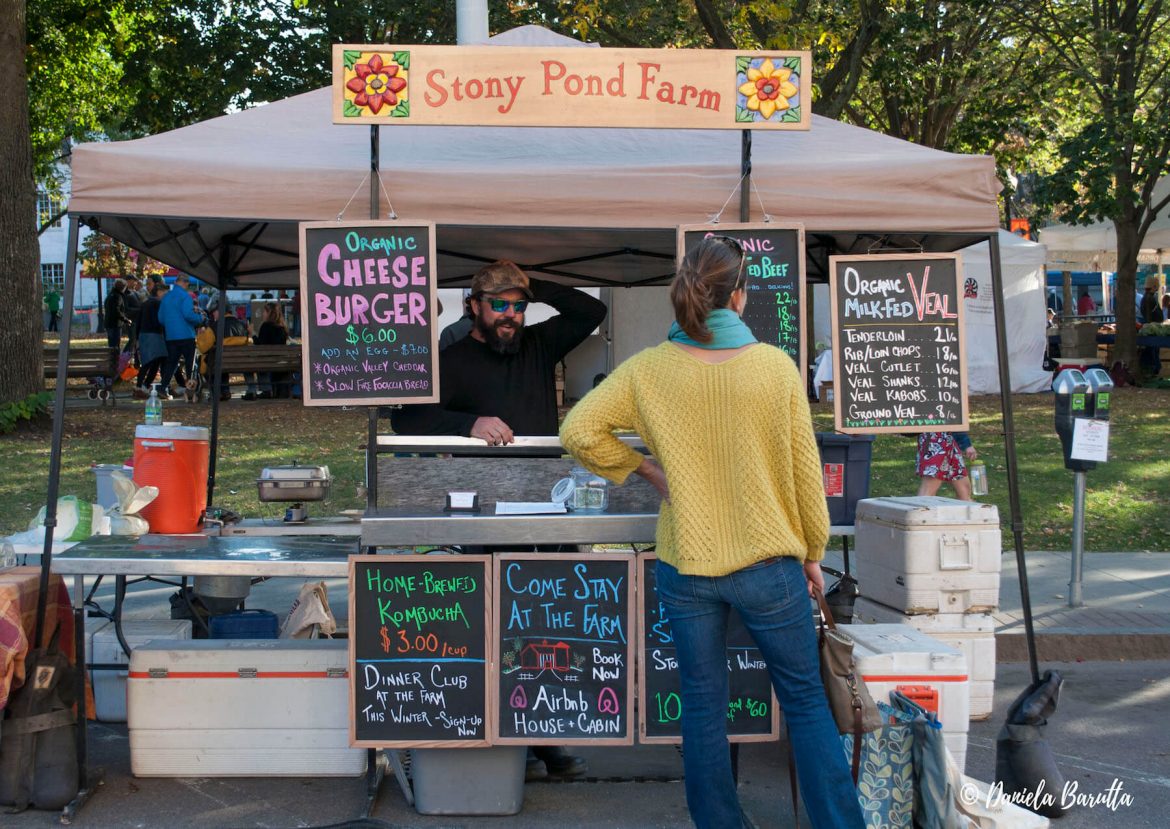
top-left (678, 223), bottom-right (806, 380)
top-left (348, 554), bottom-right (491, 748)
top-left (829, 253), bottom-right (968, 434)
top-left (637, 554), bottom-right (780, 743)
top-left (299, 220), bottom-right (439, 406)
top-left (493, 553), bottom-right (635, 746)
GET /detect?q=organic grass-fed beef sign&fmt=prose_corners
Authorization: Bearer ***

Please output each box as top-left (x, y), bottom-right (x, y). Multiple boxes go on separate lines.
top-left (678, 223), bottom-right (805, 379)
top-left (348, 555), bottom-right (491, 747)
top-left (493, 554), bottom-right (635, 746)
top-left (299, 220), bottom-right (438, 406)
top-left (829, 253), bottom-right (968, 434)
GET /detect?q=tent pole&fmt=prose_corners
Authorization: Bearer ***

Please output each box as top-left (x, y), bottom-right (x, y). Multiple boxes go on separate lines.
top-left (739, 131), bottom-right (751, 222)
top-left (206, 247), bottom-right (231, 508)
top-left (988, 231), bottom-right (1040, 685)
top-left (366, 124), bottom-right (381, 512)
top-left (36, 218), bottom-right (81, 647)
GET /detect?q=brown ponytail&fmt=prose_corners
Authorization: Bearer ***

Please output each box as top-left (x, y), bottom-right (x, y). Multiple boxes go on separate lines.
top-left (670, 236), bottom-right (745, 343)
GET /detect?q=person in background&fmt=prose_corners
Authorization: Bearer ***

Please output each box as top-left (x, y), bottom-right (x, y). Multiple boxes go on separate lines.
top-left (45, 287), bottom-right (61, 332)
top-left (560, 236), bottom-right (865, 829)
top-left (157, 274), bottom-right (207, 401)
top-left (916, 432), bottom-right (978, 500)
top-left (1077, 288), bottom-right (1097, 316)
top-left (438, 292), bottom-right (474, 351)
top-left (122, 276), bottom-right (144, 362)
top-left (133, 280), bottom-right (171, 398)
top-left (103, 278), bottom-right (132, 351)
top-left (1161, 292), bottom-right (1170, 323)
top-left (1141, 275), bottom-right (1164, 324)
top-left (201, 295), bottom-right (251, 401)
top-left (243, 301), bottom-right (289, 400)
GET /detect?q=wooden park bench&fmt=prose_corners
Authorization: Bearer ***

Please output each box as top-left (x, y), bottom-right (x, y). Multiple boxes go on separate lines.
top-left (43, 345), bottom-right (121, 404)
top-left (203, 343), bottom-right (303, 399)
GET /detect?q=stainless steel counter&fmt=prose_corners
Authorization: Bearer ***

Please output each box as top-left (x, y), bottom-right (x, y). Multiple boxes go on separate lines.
top-left (360, 510), bottom-right (853, 548)
top-left (46, 533), bottom-right (362, 578)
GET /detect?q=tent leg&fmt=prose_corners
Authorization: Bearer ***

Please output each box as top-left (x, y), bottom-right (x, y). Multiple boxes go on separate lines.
top-left (988, 232), bottom-right (1041, 685)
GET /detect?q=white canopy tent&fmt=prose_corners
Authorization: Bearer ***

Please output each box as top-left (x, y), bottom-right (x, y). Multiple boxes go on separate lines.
top-left (69, 27), bottom-right (1000, 293)
top-left (1039, 176), bottom-right (1170, 271)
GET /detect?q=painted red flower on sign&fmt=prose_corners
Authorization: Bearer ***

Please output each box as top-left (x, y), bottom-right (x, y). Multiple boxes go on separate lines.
top-left (345, 53), bottom-right (407, 114)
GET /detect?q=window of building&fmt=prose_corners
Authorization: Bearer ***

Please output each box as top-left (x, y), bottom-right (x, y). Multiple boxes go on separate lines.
top-left (41, 263), bottom-right (65, 294)
top-left (36, 189), bottom-right (64, 229)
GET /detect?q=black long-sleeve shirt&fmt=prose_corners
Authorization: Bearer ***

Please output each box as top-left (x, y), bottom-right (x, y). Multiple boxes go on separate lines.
top-left (391, 278), bottom-right (606, 437)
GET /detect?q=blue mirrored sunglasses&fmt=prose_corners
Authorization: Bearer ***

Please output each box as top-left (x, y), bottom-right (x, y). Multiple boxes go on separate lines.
top-left (485, 298), bottom-right (529, 313)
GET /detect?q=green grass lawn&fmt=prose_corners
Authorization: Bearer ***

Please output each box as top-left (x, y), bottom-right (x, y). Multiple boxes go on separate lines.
top-left (3, 386), bottom-right (1168, 552)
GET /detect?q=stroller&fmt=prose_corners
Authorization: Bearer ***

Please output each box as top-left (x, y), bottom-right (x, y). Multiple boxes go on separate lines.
top-left (86, 350), bottom-right (135, 403)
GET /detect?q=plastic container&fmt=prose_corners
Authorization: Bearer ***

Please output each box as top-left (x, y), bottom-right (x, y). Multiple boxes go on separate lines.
top-left (86, 619), bottom-right (193, 722)
top-left (852, 596), bottom-right (996, 720)
top-left (968, 461), bottom-right (988, 496)
top-left (91, 464), bottom-right (125, 511)
top-left (815, 433), bottom-right (875, 525)
top-left (844, 623), bottom-right (971, 770)
top-left (145, 384), bottom-right (163, 425)
top-left (128, 639), bottom-right (364, 777)
top-left (409, 746), bottom-right (526, 815)
top-left (854, 496), bottom-right (1002, 614)
top-left (209, 609), bottom-right (279, 639)
top-left (132, 424), bottom-right (210, 534)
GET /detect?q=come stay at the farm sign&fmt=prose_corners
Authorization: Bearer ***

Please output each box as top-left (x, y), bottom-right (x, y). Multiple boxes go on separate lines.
top-left (332, 45), bottom-right (811, 130)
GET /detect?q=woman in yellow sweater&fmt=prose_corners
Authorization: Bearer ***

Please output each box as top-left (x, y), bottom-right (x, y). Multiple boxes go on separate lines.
top-left (561, 236), bottom-right (863, 829)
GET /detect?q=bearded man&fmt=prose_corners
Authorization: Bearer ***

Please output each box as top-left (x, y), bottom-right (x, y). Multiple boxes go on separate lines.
top-left (391, 260), bottom-right (606, 443)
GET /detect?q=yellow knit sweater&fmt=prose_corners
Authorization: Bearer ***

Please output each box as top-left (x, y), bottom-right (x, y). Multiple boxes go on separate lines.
top-left (560, 342), bottom-right (829, 577)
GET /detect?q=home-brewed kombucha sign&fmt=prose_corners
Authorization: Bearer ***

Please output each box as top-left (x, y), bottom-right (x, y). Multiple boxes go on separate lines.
top-left (678, 223), bottom-right (805, 380)
top-left (333, 46), bottom-right (811, 130)
top-left (829, 253), bottom-right (968, 434)
top-left (493, 554), bottom-right (635, 746)
top-left (348, 555), bottom-right (491, 748)
top-left (299, 220), bottom-right (438, 406)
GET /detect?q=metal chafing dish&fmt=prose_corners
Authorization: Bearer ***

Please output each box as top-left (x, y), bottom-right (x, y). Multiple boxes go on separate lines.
top-left (257, 464), bottom-right (332, 502)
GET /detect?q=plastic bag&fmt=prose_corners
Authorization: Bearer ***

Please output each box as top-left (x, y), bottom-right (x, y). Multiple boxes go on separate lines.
top-left (23, 496), bottom-right (108, 542)
top-left (279, 581), bottom-right (337, 639)
top-left (105, 471), bottom-right (157, 536)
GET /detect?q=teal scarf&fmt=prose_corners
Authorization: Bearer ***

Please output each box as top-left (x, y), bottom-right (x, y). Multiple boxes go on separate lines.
top-left (667, 309), bottom-right (757, 349)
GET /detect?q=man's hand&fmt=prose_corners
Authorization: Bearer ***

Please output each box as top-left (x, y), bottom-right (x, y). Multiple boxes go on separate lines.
top-left (964, 446), bottom-right (978, 460)
top-left (635, 458), bottom-right (670, 503)
top-left (804, 560), bottom-right (825, 597)
top-left (470, 416), bottom-right (515, 446)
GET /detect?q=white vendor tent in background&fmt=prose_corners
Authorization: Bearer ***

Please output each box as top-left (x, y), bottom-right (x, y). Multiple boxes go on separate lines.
top-left (960, 230), bottom-right (1051, 394)
top-left (1039, 175), bottom-right (1170, 270)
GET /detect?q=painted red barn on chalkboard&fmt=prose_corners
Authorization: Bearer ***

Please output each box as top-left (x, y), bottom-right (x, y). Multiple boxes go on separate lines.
top-left (520, 640), bottom-right (571, 672)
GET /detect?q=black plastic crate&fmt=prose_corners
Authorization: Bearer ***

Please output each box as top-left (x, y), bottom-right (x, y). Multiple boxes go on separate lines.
top-left (815, 433), bottom-right (875, 526)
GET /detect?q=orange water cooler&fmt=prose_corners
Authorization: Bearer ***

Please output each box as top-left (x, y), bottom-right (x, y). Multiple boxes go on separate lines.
top-left (132, 425), bottom-right (209, 534)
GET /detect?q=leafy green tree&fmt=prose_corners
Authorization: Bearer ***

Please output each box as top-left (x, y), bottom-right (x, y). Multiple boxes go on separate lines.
top-left (1011, 0), bottom-right (1170, 372)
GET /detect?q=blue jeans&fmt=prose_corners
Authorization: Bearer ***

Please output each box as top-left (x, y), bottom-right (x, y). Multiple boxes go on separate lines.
top-left (656, 558), bottom-right (864, 829)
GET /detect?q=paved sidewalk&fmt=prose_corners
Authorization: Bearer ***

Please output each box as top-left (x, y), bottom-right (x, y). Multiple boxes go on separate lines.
top-left (993, 550), bottom-right (1170, 661)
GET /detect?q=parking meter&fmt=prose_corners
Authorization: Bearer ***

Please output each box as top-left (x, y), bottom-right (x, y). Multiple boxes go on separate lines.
top-left (1052, 368), bottom-right (1094, 471)
top-left (1084, 367), bottom-right (1114, 422)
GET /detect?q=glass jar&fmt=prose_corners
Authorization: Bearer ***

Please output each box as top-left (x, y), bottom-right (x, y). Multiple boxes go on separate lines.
top-left (568, 467), bottom-right (609, 512)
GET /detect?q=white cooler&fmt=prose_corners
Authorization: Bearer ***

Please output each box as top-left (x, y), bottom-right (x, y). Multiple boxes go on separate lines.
top-left (128, 639), bottom-right (365, 777)
top-left (87, 619), bottom-right (193, 722)
top-left (853, 597), bottom-right (996, 720)
top-left (855, 496), bottom-right (1001, 614)
top-left (845, 623), bottom-right (971, 771)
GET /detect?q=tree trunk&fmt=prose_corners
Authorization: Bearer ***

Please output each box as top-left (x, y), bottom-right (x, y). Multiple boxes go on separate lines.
top-left (0, 0), bottom-right (44, 405)
top-left (1113, 219), bottom-right (1139, 372)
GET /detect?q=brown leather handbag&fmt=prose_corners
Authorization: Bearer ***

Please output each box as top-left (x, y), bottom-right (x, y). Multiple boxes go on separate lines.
top-left (814, 586), bottom-right (882, 779)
